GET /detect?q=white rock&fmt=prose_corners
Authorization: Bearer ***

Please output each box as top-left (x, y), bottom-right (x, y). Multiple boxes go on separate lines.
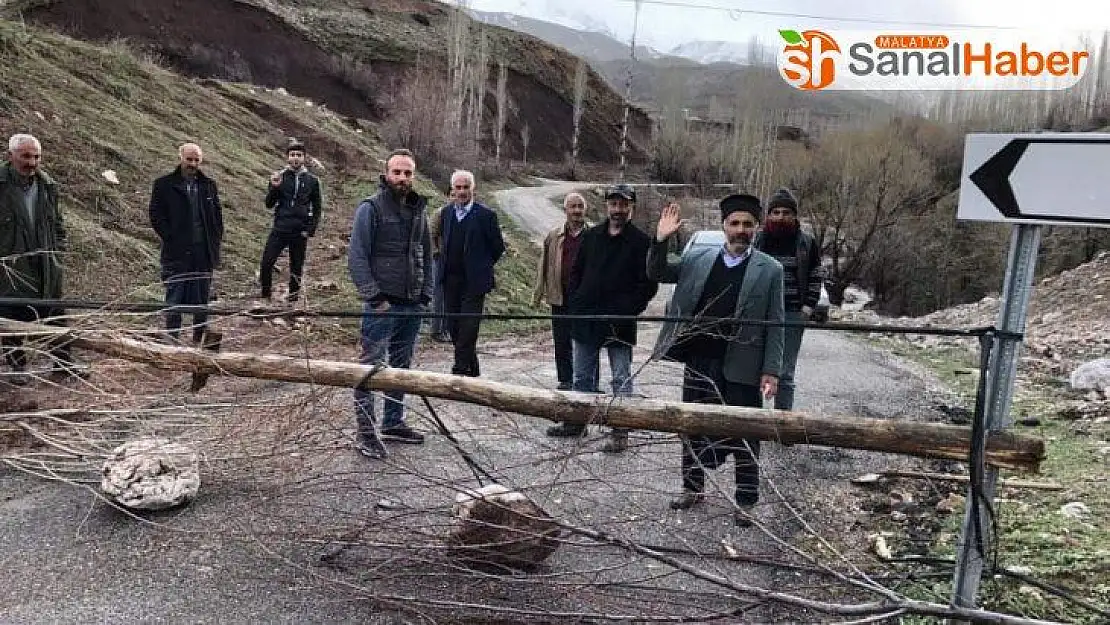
top-left (449, 484), bottom-right (561, 569)
top-left (276, 87), bottom-right (288, 96)
top-left (310, 157), bottom-right (326, 171)
top-left (100, 438), bottom-right (200, 510)
top-left (1060, 502), bottom-right (1090, 519)
top-left (101, 170), bottom-right (120, 185)
top-left (1071, 358), bottom-right (1110, 392)
top-left (33, 110), bottom-right (45, 121)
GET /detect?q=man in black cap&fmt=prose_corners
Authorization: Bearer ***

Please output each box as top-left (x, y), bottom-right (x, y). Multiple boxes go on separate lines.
top-left (753, 187), bottom-right (822, 411)
top-left (647, 193), bottom-right (784, 526)
top-left (548, 183), bottom-right (658, 453)
top-left (258, 138), bottom-right (323, 304)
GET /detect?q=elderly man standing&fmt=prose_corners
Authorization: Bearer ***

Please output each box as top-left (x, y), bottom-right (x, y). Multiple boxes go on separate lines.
top-left (648, 194), bottom-right (784, 526)
top-left (533, 192), bottom-right (592, 393)
top-left (0, 133), bottom-right (88, 384)
top-left (348, 149), bottom-right (433, 458)
top-left (436, 170), bottom-right (505, 378)
top-left (555, 184), bottom-right (658, 451)
top-left (148, 143), bottom-right (224, 344)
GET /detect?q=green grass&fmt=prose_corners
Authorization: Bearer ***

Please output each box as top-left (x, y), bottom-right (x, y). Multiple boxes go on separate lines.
top-left (866, 336), bottom-right (1110, 623)
top-left (1, 19), bottom-right (544, 339)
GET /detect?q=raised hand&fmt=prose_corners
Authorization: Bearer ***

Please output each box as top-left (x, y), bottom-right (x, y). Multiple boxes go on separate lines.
top-left (656, 202), bottom-right (686, 242)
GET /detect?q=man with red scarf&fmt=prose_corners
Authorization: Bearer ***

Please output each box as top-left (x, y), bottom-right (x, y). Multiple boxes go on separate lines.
top-left (753, 188), bottom-right (823, 412)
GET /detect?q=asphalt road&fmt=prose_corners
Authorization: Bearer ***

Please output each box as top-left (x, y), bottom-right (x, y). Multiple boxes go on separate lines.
top-left (0, 179), bottom-right (950, 623)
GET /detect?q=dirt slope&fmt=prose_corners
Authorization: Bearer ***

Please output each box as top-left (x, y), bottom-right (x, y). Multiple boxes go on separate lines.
top-left (12, 0), bottom-right (653, 165)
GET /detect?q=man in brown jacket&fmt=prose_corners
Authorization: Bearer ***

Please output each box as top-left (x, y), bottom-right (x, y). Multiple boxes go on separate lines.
top-left (533, 192), bottom-right (592, 394)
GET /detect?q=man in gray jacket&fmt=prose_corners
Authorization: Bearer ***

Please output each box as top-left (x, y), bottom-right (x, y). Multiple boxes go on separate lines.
top-left (647, 194), bottom-right (784, 526)
top-left (347, 149), bottom-right (433, 458)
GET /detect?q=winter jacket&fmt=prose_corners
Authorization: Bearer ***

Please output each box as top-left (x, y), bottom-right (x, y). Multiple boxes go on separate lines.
top-left (148, 166), bottom-right (224, 278)
top-left (436, 201), bottom-right (506, 297)
top-left (567, 220), bottom-right (658, 347)
top-left (348, 177), bottom-right (433, 305)
top-left (0, 163), bottom-right (65, 299)
top-left (264, 167), bottom-right (323, 236)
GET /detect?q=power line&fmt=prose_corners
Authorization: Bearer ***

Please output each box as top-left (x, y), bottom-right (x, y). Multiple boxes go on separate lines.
top-left (608, 0), bottom-right (1047, 31)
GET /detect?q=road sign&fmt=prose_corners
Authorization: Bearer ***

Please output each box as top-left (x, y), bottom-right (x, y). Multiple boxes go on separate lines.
top-left (958, 132), bottom-right (1110, 227)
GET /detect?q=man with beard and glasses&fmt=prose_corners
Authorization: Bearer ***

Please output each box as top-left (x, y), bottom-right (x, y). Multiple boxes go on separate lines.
top-left (647, 194), bottom-right (784, 527)
top-left (149, 142), bottom-right (224, 345)
top-left (436, 170), bottom-right (505, 378)
top-left (348, 149), bottom-right (433, 458)
top-left (556, 184), bottom-right (658, 451)
top-left (258, 138), bottom-right (323, 305)
top-left (753, 188), bottom-right (822, 412)
top-left (533, 192), bottom-right (596, 399)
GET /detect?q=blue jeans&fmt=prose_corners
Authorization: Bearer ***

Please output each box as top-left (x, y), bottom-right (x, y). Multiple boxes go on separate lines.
top-left (572, 340), bottom-right (633, 396)
top-left (354, 302), bottom-right (421, 435)
top-left (776, 310), bottom-right (806, 411)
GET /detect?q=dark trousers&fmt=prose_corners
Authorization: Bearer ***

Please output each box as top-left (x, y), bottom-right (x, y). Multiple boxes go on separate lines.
top-left (550, 304), bottom-right (574, 387)
top-left (164, 270), bottom-right (212, 342)
top-left (442, 274), bottom-right (484, 376)
top-left (259, 230), bottom-right (307, 298)
top-left (680, 356), bottom-right (761, 505)
top-left (0, 305), bottom-right (73, 370)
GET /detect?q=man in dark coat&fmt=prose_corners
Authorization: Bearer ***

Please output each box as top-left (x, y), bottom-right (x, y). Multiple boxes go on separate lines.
top-left (258, 138), bottom-right (323, 304)
top-left (436, 170), bottom-right (505, 378)
top-left (753, 187), bottom-right (823, 411)
top-left (1, 133), bottom-right (88, 384)
top-left (548, 183), bottom-right (658, 452)
top-left (648, 194), bottom-right (784, 526)
top-left (148, 143), bottom-right (224, 344)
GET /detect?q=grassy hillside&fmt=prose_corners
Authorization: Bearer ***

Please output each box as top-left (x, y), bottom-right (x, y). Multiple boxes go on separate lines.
top-left (8, 0), bottom-right (654, 167)
top-left (0, 19), bottom-right (540, 325)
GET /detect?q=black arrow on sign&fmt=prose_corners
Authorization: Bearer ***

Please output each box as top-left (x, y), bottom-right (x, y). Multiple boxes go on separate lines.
top-left (969, 137), bottom-right (1110, 226)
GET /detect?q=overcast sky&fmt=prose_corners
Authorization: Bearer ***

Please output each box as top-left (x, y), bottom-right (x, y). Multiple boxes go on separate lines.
top-left (466, 0), bottom-right (1110, 51)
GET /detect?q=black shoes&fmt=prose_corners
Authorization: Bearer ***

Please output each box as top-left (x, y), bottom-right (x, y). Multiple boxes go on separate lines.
top-left (670, 492), bottom-right (705, 510)
top-left (379, 424), bottom-right (425, 444)
top-left (546, 422), bottom-right (586, 437)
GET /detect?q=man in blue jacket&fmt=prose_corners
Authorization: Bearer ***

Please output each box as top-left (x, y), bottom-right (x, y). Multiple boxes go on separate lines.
top-left (258, 139), bottom-right (323, 304)
top-left (347, 149), bottom-right (433, 459)
top-left (437, 170), bottom-right (505, 378)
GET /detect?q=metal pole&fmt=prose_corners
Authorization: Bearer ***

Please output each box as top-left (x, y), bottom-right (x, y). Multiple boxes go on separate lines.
top-left (950, 223), bottom-right (1042, 613)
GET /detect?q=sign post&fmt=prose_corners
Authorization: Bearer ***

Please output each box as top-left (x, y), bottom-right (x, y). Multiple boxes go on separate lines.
top-left (951, 132), bottom-right (1110, 611)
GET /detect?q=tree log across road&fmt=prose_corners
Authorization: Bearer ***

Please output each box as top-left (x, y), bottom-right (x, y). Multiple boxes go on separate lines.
top-left (0, 318), bottom-right (1045, 472)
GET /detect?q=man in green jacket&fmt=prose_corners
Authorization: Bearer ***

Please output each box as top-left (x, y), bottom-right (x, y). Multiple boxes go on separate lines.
top-left (0, 134), bottom-right (88, 385)
top-left (647, 194), bottom-right (784, 526)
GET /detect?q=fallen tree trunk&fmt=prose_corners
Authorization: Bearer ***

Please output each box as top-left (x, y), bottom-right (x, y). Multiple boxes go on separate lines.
top-left (0, 319), bottom-right (1046, 471)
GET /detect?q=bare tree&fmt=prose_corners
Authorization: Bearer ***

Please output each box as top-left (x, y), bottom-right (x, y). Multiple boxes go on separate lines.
top-left (520, 123), bottom-right (530, 166)
top-left (617, 0), bottom-right (643, 181)
top-left (570, 57), bottom-right (588, 178)
top-left (494, 61), bottom-right (509, 165)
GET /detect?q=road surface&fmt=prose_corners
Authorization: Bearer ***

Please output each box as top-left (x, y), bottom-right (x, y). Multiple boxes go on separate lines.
top-left (0, 179), bottom-right (950, 623)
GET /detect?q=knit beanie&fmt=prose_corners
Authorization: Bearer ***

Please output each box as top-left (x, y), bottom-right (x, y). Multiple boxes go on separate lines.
top-left (767, 188), bottom-right (799, 213)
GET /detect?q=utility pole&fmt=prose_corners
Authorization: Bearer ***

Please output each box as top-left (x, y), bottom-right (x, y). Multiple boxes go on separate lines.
top-left (616, 0), bottom-right (642, 182)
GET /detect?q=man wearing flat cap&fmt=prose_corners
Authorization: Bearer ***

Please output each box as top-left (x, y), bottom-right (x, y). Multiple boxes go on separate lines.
top-left (647, 193), bottom-right (784, 527)
top-left (548, 183), bottom-right (658, 452)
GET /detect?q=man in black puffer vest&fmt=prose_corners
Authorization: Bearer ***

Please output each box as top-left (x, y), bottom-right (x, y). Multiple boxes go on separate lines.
top-left (753, 188), bottom-right (824, 412)
top-left (259, 139), bottom-right (323, 303)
